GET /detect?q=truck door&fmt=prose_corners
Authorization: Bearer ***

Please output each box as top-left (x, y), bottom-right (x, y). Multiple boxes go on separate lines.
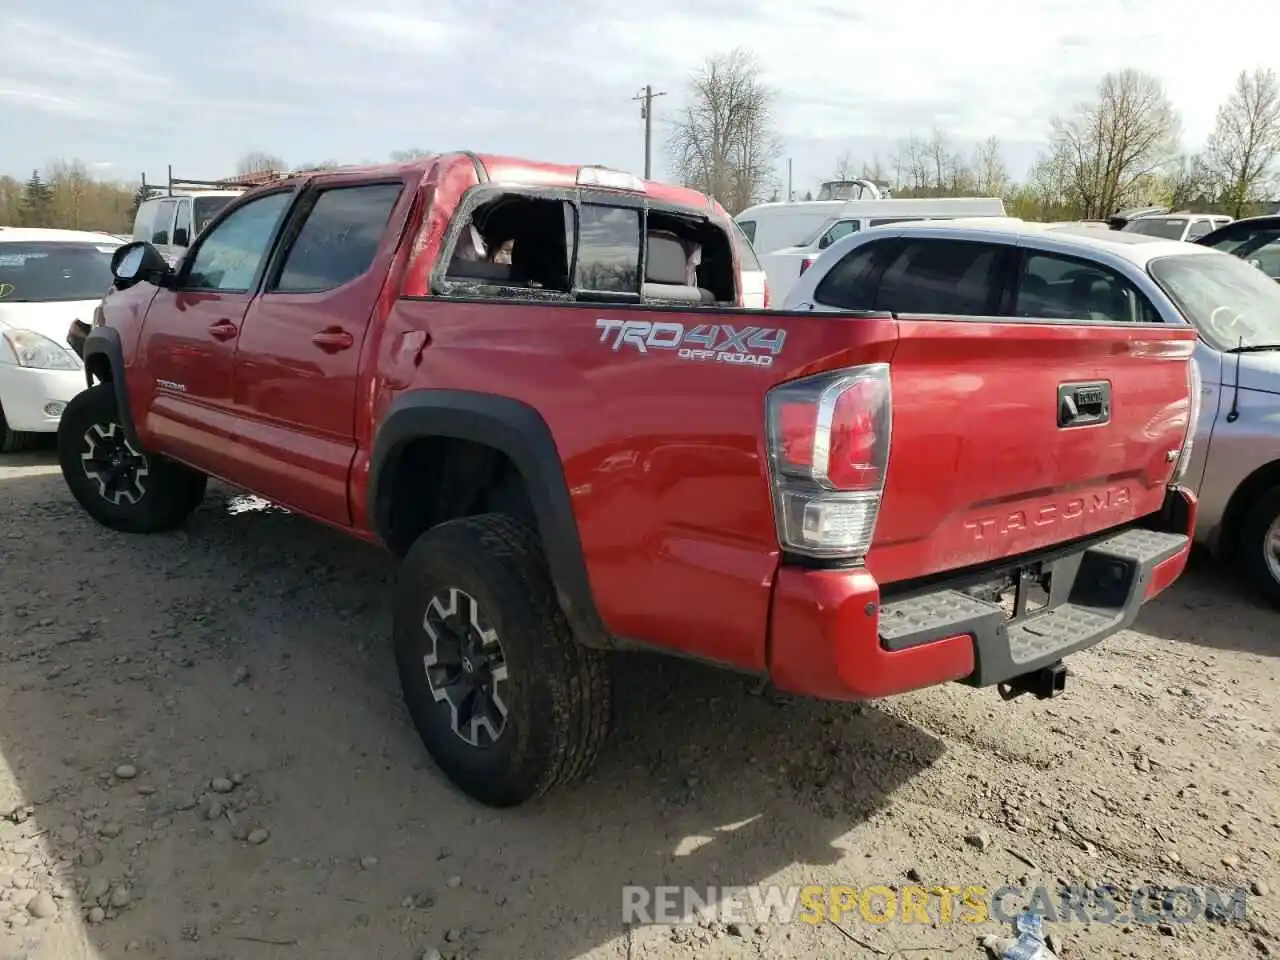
top-left (229, 175), bottom-right (412, 524)
top-left (134, 188), bottom-right (295, 474)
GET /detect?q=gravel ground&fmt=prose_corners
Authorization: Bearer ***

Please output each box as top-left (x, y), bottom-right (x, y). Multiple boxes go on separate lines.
top-left (0, 449), bottom-right (1277, 960)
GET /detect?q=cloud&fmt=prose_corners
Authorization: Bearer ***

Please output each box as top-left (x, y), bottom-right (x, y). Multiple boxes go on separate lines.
top-left (0, 85), bottom-right (97, 120)
top-left (314, 9), bottom-right (453, 50)
top-left (0, 13), bottom-right (321, 127)
top-left (2, 0), bottom-right (1279, 192)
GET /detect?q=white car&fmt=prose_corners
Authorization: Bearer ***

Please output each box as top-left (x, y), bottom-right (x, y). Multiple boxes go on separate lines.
top-left (0, 228), bottom-right (121, 452)
top-left (1121, 212), bottom-right (1233, 242)
top-left (728, 218), bottom-right (769, 308)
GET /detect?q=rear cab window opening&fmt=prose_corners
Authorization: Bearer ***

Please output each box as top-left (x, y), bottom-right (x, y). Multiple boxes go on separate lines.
top-left (434, 186), bottom-right (737, 305)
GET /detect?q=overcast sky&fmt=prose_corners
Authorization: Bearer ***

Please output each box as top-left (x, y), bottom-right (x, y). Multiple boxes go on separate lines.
top-left (2, 0), bottom-right (1277, 194)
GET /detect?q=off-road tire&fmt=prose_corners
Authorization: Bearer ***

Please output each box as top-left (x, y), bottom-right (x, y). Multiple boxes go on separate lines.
top-left (393, 513), bottom-right (612, 807)
top-left (0, 404), bottom-right (39, 454)
top-left (1237, 485), bottom-right (1280, 607)
top-left (57, 383), bottom-right (207, 533)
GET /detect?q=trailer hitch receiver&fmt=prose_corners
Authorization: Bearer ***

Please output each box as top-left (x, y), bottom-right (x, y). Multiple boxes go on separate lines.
top-left (997, 661), bottom-right (1067, 701)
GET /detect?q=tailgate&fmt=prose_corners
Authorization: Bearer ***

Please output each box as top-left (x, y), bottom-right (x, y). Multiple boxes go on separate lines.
top-left (867, 318), bottom-right (1197, 585)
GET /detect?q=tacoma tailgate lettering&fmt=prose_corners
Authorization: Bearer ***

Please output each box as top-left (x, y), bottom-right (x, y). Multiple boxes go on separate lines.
top-left (963, 486), bottom-right (1133, 541)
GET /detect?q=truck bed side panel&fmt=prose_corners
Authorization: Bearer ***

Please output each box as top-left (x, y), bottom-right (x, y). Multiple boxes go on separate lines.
top-left (371, 300), bottom-right (899, 671)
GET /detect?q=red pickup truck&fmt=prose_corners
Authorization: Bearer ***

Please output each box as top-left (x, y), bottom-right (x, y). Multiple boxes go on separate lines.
top-left (60, 152), bottom-right (1199, 807)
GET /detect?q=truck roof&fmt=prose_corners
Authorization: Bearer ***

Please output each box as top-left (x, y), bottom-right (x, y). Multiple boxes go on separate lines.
top-left (244, 152), bottom-right (721, 217)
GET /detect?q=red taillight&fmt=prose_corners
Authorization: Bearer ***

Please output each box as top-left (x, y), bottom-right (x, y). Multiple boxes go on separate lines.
top-left (828, 378), bottom-right (888, 491)
top-left (798, 255), bottom-right (818, 276)
top-left (778, 401), bottom-right (815, 464)
top-left (762, 280), bottom-right (771, 309)
top-left (765, 365), bottom-right (892, 560)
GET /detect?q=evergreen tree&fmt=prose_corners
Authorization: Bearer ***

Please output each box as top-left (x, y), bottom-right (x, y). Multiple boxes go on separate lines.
top-left (20, 170), bottom-right (54, 227)
top-left (130, 182), bottom-right (151, 220)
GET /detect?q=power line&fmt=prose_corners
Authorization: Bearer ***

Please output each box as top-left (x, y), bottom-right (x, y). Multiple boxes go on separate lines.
top-left (632, 85), bottom-right (667, 180)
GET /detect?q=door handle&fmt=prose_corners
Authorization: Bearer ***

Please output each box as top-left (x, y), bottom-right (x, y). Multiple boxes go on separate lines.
top-left (209, 319), bottom-right (239, 341)
top-left (312, 327), bottom-right (354, 352)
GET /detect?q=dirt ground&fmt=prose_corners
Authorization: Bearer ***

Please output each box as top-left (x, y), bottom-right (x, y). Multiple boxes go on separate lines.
top-left (0, 448), bottom-right (1277, 960)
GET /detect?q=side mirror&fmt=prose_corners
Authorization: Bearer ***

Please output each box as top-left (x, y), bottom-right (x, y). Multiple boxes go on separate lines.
top-left (110, 241), bottom-right (172, 290)
top-left (818, 234), bottom-right (832, 250)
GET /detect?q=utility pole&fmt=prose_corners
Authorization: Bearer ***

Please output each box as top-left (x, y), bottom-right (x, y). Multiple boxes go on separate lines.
top-left (787, 158), bottom-right (793, 201)
top-left (633, 85), bottom-right (667, 180)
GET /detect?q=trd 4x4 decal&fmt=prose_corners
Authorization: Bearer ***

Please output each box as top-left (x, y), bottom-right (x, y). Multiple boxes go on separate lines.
top-left (594, 319), bottom-right (786, 368)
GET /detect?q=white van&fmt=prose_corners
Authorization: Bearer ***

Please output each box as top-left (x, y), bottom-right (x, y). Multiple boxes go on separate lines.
top-left (738, 195), bottom-right (1008, 303)
top-left (132, 190), bottom-right (241, 265)
top-left (736, 194), bottom-right (1008, 256)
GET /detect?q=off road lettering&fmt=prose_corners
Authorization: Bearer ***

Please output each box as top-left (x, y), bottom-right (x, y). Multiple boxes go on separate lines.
top-left (963, 487), bottom-right (1132, 541)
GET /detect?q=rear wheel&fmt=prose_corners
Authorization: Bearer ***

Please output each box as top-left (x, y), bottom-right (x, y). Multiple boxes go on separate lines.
top-left (393, 513), bottom-right (611, 807)
top-left (1237, 485), bottom-right (1280, 607)
top-left (56, 383), bottom-right (207, 533)
top-left (0, 404), bottom-right (39, 454)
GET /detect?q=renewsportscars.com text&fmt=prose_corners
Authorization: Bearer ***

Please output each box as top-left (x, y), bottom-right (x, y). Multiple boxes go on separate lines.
top-left (622, 883), bottom-right (1250, 927)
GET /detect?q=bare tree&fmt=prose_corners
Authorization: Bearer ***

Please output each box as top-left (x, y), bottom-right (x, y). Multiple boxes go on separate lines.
top-left (665, 48), bottom-right (782, 213)
top-left (971, 136), bottom-right (1009, 196)
top-left (1205, 68), bottom-right (1280, 217)
top-left (1163, 153), bottom-right (1215, 210)
top-left (236, 151), bottom-right (286, 176)
top-left (925, 128), bottom-right (951, 194)
top-left (859, 155), bottom-right (888, 189)
top-left (896, 135), bottom-right (929, 194)
top-left (831, 150), bottom-right (858, 181)
top-left (1007, 148), bottom-right (1077, 221)
top-left (1048, 69), bottom-right (1181, 219)
top-left (947, 150), bottom-right (977, 194)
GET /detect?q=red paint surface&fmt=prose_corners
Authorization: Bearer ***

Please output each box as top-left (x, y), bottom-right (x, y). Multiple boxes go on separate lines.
top-left (767, 565), bottom-right (977, 700)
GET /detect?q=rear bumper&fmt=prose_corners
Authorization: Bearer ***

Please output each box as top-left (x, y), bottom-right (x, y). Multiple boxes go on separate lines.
top-left (767, 487), bottom-right (1196, 701)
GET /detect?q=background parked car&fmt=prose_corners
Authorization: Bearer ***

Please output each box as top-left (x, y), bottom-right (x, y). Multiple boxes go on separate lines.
top-left (728, 218), bottom-right (768, 307)
top-left (1195, 214), bottom-right (1280, 282)
top-left (1121, 211), bottom-right (1233, 242)
top-left (0, 228), bottom-right (119, 452)
top-left (1107, 205), bottom-right (1168, 230)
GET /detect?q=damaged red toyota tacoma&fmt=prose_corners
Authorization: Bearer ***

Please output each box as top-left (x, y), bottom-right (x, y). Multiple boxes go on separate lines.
top-left (59, 152), bottom-right (1198, 807)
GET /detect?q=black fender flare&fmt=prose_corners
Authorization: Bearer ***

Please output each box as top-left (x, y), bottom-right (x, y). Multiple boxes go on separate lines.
top-left (81, 326), bottom-right (142, 449)
top-left (368, 389), bottom-right (612, 648)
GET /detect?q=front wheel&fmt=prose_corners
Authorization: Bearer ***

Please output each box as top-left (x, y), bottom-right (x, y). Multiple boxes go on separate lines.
top-left (1237, 485), bottom-right (1280, 607)
top-left (56, 383), bottom-right (207, 533)
top-left (393, 513), bottom-right (612, 807)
